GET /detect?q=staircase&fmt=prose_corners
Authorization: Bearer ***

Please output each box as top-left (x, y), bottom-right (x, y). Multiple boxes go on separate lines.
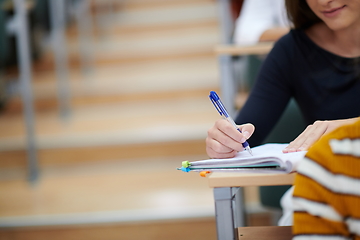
top-left (0, 0), bottom-right (223, 239)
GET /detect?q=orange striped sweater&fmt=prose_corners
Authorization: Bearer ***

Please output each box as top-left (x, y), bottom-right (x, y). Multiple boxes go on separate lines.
top-left (293, 120), bottom-right (360, 240)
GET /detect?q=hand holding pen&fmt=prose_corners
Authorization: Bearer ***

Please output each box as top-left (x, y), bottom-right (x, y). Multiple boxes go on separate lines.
top-left (206, 91), bottom-right (254, 158)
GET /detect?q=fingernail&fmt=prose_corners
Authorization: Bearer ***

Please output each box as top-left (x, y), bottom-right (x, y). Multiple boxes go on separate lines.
top-left (243, 131), bottom-right (250, 139)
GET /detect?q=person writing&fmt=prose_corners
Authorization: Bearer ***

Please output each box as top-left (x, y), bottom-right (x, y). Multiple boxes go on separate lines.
top-left (206, 0), bottom-right (360, 159)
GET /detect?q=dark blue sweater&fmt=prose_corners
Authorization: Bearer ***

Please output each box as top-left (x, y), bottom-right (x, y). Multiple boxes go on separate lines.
top-left (235, 29), bottom-right (360, 146)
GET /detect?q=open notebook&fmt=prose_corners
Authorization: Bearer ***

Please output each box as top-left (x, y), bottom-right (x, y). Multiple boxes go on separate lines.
top-left (178, 143), bottom-right (307, 173)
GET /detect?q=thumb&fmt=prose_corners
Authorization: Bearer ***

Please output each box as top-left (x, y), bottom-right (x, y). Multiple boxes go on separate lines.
top-left (238, 123), bottom-right (255, 139)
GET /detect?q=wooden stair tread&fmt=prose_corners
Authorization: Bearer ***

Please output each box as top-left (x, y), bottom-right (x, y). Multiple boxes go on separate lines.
top-left (103, 1), bottom-right (218, 28)
top-left (115, 0), bottom-right (216, 11)
top-left (0, 218), bottom-right (218, 240)
top-left (29, 57), bottom-right (219, 99)
top-left (0, 157), bottom-right (214, 223)
top-left (0, 92), bottom-right (219, 150)
top-left (238, 226), bottom-right (292, 240)
top-left (66, 27), bottom-right (220, 66)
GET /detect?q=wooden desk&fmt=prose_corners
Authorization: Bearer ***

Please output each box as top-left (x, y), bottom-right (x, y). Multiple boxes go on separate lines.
top-left (208, 172), bottom-right (295, 240)
top-left (215, 42), bottom-right (275, 56)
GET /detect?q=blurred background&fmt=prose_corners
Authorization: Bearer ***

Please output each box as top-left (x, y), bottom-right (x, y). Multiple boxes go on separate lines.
top-left (0, 0), bottom-right (267, 239)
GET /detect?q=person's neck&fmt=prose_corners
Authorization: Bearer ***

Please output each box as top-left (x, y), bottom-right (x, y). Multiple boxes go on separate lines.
top-left (306, 22), bottom-right (360, 58)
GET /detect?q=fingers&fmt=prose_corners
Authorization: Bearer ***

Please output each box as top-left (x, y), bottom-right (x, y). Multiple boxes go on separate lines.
top-left (207, 120), bottom-right (244, 154)
top-left (214, 119), bottom-right (244, 145)
top-left (206, 134), bottom-right (239, 153)
top-left (283, 121), bottom-right (329, 153)
top-left (206, 144), bottom-right (237, 159)
top-left (206, 119), bottom-right (254, 158)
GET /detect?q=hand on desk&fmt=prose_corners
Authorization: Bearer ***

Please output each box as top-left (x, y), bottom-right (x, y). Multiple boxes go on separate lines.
top-left (206, 119), bottom-right (255, 159)
top-left (283, 117), bottom-right (360, 153)
top-left (206, 117), bottom-right (359, 158)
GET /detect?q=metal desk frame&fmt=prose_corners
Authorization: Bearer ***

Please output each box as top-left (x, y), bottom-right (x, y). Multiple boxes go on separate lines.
top-left (11, 0), bottom-right (39, 182)
top-left (9, 0), bottom-right (93, 182)
top-left (209, 172), bottom-right (295, 240)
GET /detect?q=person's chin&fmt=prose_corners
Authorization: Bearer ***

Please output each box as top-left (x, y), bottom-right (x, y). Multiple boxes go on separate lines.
top-left (325, 20), bottom-right (351, 31)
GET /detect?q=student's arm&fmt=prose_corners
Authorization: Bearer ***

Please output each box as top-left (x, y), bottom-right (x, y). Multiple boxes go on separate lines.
top-left (234, 35), bottom-right (294, 146)
top-left (206, 35), bottom-right (294, 158)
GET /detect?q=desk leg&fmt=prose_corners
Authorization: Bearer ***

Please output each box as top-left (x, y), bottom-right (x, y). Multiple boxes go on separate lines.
top-left (49, 0), bottom-right (71, 119)
top-left (214, 187), bottom-right (237, 240)
top-left (14, 0), bottom-right (39, 182)
top-left (214, 187), bottom-right (247, 240)
top-left (234, 187), bottom-right (246, 228)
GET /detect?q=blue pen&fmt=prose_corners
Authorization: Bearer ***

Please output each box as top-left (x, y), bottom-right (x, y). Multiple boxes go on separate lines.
top-left (209, 91), bottom-right (253, 155)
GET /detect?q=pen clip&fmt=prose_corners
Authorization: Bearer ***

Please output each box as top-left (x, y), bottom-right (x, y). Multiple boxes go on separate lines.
top-left (209, 91), bottom-right (229, 118)
top-left (210, 97), bottom-right (222, 116)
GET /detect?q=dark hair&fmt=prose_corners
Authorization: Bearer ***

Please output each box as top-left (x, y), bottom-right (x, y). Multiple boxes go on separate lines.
top-left (285, 0), bottom-right (322, 29)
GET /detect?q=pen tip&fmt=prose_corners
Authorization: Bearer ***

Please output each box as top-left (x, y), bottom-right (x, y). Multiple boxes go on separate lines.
top-left (247, 147), bottom-right (253, 156)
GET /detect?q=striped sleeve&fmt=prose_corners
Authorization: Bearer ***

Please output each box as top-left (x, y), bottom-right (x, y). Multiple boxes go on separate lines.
top-left (292, 120), bottom-right (360, 240)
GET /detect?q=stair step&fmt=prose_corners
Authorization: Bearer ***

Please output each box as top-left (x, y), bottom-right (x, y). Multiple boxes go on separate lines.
top-left (88, 26), bottom-right (219, 61)
top-left (109, 1), bottom-right (218, 28)
top-left (0, 139), bottom-right (208, 170)
top-left (66, 23), bottom-right (220, 67)
top-left (0, 156), bottom-right (215, 226)
top-left (0, 217), bottom-right (217, 240)
top-left (90, 18), bottom-right (219, 37)
top-left (0, 89), bottom-right (219, 146)
top-left (116, 0), bottom-right (217, 11)
top-left (30, 57), bottom-right (219, 100)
